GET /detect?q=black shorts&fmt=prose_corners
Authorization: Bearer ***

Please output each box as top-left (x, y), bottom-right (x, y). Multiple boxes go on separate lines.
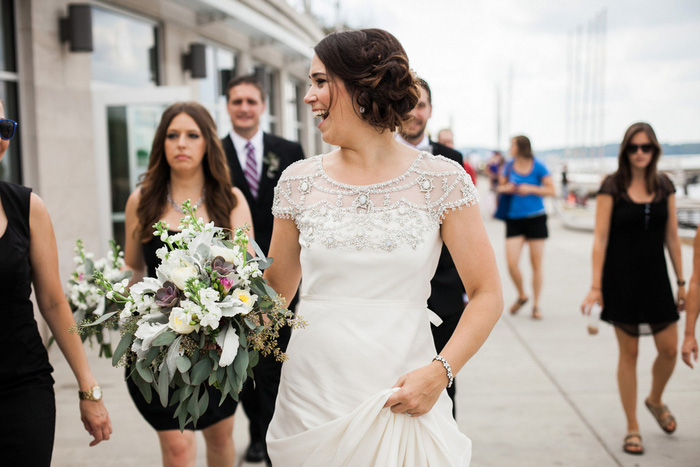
top-left (506, 214), bottom-right (548, 239)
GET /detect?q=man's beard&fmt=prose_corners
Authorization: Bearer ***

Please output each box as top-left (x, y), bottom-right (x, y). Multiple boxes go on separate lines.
top-left (401, 120), bottom-right (426, 141)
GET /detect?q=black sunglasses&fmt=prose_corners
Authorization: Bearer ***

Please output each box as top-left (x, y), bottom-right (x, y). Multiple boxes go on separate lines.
top-left (0, 119), bottom-right (17, 140)
top-left (626, 143), bottom-right (653, 154)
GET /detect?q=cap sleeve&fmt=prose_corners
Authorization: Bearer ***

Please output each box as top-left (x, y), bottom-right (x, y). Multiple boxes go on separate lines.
top-left (425, 156), bottom-right (479, 223)
top-left (659, 173), bottom-right (675, 198)
top-left (271, 157), bottom-right (316, 221)
top-left (598, 175), bottom-right (617, 197)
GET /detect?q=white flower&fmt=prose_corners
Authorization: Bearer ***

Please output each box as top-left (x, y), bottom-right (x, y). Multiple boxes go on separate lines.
top-left (157, 251), bottom-right (200, 290)
top-left (168, 307), bottom-right (197, 334)
top-left (156, 246), bottom-right (168, 260)
top-left (130, 277), bottom-right (162, 296)
top-left (160, 231), bottom-right (169, 242)
top-left (120, 301), bottom-right (133, 320)
top-left (210, 245), bottom-right (240, 264)
top-left (199, 307), bottom-right (221, 329)
top-left (231, 288), bottom-right (257, 315)
top-left (215, 322), bottom-right (239, 367)
top-left (132, 320), bottom-right (168, 355)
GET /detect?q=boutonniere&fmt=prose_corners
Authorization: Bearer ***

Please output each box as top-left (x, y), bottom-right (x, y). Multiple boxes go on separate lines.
top-left (263, 151), bottom-right (281, 178)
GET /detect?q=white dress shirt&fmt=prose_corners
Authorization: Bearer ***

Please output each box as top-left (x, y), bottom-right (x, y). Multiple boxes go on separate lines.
top-left (395, 133), bottom-right (431, 152)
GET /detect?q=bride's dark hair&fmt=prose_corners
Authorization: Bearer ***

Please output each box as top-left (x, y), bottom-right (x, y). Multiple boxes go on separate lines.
top-left (314, 29), bottom-right (419, 132)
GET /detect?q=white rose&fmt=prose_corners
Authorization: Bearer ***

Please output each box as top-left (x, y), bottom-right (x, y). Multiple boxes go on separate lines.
top-left (231, 288), bottom-right (257, 315)
top-left (168, 307), bottom-right (197, 334)
top-left (157, 252), bottom-right (200, 290)
top-left (170, 265), bottom-right (198, 290)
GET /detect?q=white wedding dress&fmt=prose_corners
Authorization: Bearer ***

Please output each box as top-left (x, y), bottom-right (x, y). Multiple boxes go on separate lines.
top-left (267, 152), bottom-right (477, 466)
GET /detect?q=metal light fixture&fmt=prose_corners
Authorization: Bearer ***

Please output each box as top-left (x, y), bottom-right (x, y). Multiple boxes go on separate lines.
top-left (182, 43), bottom-right (207, 79)
top-left (59, 3), bottom-right (93, 52)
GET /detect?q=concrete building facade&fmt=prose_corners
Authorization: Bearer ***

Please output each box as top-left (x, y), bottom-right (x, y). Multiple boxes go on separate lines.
top-left (1, 0), bottom-right (325, 284)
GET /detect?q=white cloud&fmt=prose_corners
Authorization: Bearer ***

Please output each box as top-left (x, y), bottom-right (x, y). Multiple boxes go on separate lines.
top-left (308, 0), bottom-right (700, 150)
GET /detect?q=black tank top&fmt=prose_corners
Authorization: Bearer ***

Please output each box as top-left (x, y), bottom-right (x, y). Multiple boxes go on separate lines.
top-left (0, 181), bottom-right (53, 387)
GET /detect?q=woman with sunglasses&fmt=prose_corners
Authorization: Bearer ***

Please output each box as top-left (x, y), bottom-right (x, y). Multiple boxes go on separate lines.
top-left (581, 122), bottom-right (684, 455)
top-left (0, 103), bottom-right (112, 466)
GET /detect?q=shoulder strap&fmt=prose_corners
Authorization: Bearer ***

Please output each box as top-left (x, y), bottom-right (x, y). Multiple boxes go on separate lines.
top-left (0, 181), bottom-right (32, 237)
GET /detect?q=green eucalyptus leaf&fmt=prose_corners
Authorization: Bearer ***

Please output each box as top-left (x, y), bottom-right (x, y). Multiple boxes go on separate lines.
top-left (197, 389), bottom-right (209, 419)
top-left (152, 330), bottom-right (177, 347)
top-left (233, 348), bottom-right (249, 381)
top-left (112, 333), bottom-right (134, 366)
top-left (84, 311), bottom-right (119, 327)
top-left (135, 359), bottom-right (153, 383)
top-left (188, 385), bottom-right (200, 421)
top-left (144, 346), bottom-right (160, 366)
top-left (158, 366), bottom-right (170, 407)
top-left (190, 358), bottom-right (212, 386)
top-left (135, 375), bottom-right (152, 403)
top-left (176, 355), bottom-right (191, 373)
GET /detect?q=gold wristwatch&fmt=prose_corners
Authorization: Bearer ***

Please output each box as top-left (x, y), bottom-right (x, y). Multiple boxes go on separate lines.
top-left (78, 385), bottom-right (103, 401)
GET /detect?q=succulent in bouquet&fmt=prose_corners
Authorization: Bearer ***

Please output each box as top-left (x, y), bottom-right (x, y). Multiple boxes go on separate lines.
top-left (90, 201), bottom-right (301, 430)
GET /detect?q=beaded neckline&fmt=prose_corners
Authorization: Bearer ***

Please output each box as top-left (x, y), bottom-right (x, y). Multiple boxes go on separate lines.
top-left (317, 151), bottom-right (425, 189)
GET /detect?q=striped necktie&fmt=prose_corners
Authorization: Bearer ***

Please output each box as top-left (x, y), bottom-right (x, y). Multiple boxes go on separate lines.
top-left (244, 141), bottom-right (258, 199)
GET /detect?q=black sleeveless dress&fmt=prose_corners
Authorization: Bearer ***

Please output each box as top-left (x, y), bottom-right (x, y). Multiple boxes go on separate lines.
top-left (125, 232), bottom-right (238, 430)
top-left (0, 182), bottom-right (56, 466)
top-left (599, 175), bottom-right (680, 336)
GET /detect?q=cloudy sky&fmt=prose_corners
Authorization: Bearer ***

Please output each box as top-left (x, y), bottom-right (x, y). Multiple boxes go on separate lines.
top-left (301, 0), bottom-right (700, 151)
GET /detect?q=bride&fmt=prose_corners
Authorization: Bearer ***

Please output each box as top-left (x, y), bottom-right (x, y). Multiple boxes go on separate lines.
top-left (264, 29), bottom-right (503, 466)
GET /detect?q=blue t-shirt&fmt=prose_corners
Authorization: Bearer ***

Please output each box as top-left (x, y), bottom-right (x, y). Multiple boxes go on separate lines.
top-left (501, 158), bottom-right (550, 219)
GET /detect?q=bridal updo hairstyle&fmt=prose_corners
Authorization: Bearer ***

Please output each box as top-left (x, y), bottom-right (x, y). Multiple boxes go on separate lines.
top-left (136, 101), bottom-right (237, 242)
top-left (314, 28), bottom-right (419, 132)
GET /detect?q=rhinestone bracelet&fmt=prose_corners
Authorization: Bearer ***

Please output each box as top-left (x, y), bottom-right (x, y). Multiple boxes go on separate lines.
top-left (433, 355), bottom-right (454, 389)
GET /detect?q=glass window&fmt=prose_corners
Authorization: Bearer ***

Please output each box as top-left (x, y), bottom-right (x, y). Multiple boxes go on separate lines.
top-left (0, 0), bottom-right (19, 184)
top-left (106, 104), bottom-right (166, 246)
top-left (0, 0), bottom-right (16, 73)
top-left (91, 6), bottom-right (160, 87)
top-left (0, 80), bottom-right (20, 183)
top-left (199, 45), bottom-right (236, 136)
top-left (254, 65), bottom-right (277, 135)
top-left (284, 78), bottom-right (304, 143)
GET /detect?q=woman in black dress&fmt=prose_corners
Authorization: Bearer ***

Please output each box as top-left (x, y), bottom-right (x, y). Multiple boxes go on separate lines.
top-left (581, 122), bottom-right (684, 455)
top-left (123, 102), bottom-right (252, 466)
top-left (0, 102), bottom-right (112, 466)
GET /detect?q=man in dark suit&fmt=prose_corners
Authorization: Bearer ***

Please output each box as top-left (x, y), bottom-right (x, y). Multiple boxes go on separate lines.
top-left (222, 75), bottom-right (304, 464)
top-left (397, 78), bottom-right (465, 415)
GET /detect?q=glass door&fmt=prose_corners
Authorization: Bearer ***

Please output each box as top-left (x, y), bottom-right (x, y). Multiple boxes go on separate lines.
top-left (92, 86), bottom-right (190, 250)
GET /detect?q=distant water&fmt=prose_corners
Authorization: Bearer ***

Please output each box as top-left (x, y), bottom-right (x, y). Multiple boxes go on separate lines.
top-left (543, 154), bottom-right (700, 199)
top-left (544, 153), bottom-right (700, 174)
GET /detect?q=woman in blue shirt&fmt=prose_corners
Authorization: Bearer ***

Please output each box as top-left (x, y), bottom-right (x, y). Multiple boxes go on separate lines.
top-left (497, 135), bottom-right (555, 319)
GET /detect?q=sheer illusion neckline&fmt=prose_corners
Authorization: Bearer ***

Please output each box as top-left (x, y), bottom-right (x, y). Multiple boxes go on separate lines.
top-left (318, 151), bottom-right (425, 189)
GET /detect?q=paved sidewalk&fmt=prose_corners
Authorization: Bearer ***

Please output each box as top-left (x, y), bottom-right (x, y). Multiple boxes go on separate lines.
top-left (51, 185), bottom-right (700, 466)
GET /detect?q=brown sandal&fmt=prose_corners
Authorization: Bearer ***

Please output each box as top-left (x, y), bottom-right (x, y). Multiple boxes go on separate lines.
top-left (623, 432), bottom-right (644, 455)
top-left (510, 297), bottom-right (528, 314)
top-left (645, 398), bottom-right (676, 434)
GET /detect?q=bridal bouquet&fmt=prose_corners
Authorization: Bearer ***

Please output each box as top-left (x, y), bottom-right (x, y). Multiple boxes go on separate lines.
top-left (66, 239), bottom-right (131, 358)
top-left (90, 201), bottom-right (298, 430)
